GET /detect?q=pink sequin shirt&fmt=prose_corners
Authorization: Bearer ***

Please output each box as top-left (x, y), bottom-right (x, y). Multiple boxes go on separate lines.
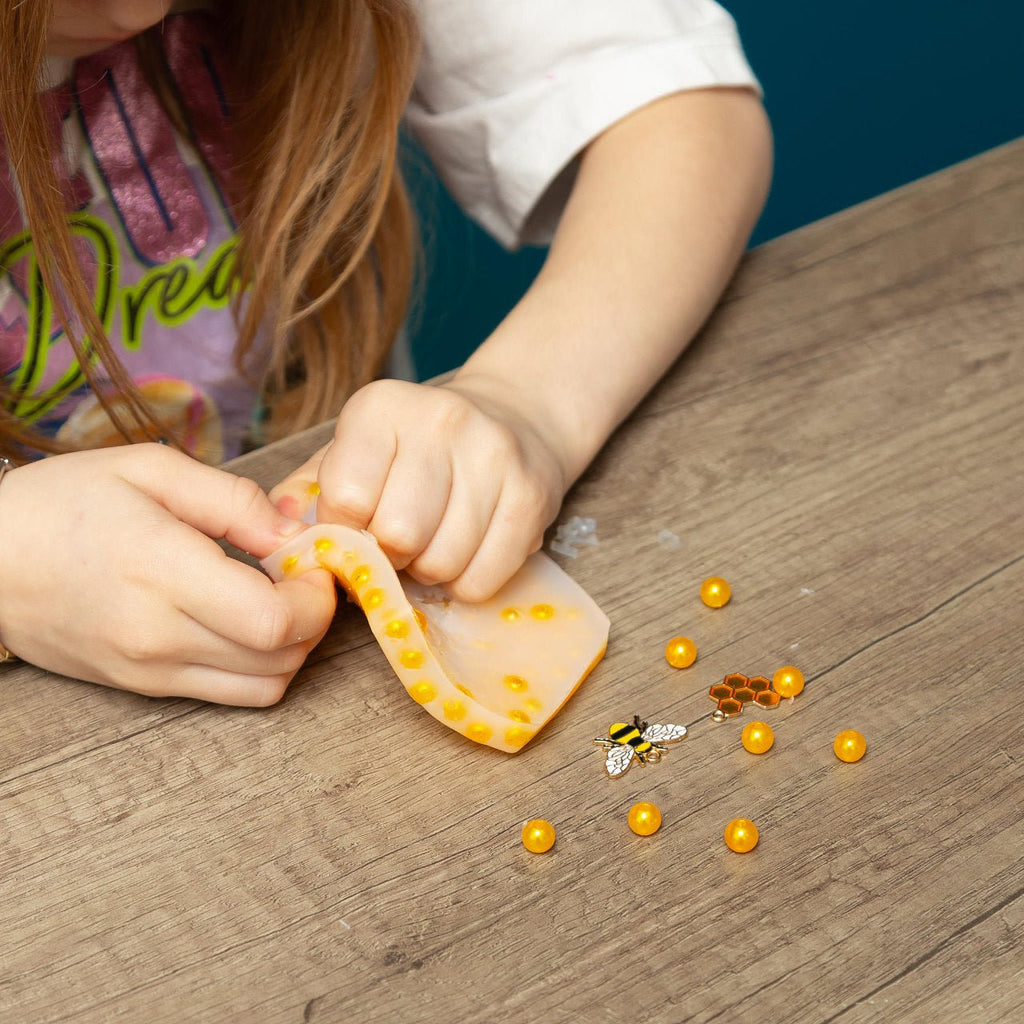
top-left (1, 13), bottom-right (259, 462)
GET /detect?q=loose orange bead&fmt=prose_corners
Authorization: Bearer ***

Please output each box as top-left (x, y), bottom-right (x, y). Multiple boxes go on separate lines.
top-left (724, 818), bottom-right (759, 853)
top-left (628, 802), bottom-right (662, 836)
top-left (833, 729), bottom-right (867, 763)
top-left (741, 721), bottom-right (775, 754)
top-left (665, 636), bottom-right (698, 669)
top-left (521, 819), bottom-right (556, 854)
top-left (773, 666), bottom-right (805, 698)
top-left (700, 576), bottom-right (732, 608)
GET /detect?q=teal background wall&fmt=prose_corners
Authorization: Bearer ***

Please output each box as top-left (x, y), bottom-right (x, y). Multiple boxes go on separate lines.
top-left (405, 1), bottom-right (1022, 380)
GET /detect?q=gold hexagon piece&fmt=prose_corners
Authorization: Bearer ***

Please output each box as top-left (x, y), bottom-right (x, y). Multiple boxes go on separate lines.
top-left (717, 697), bottom-right (744, 717)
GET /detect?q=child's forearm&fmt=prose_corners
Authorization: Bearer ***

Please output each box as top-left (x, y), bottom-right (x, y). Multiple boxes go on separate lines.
top-left (450, 87), bottom-right (773, 486)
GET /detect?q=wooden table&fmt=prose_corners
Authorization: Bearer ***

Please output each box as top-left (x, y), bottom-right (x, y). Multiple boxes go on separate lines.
top-left (3, 139), bottom-right (1022, 1023)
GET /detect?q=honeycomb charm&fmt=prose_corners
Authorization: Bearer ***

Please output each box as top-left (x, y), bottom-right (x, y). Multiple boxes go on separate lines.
top-left (709, 672), bottom-right (785, 722)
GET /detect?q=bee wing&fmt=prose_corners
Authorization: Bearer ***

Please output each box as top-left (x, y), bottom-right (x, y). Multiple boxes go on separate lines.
top-left (642, 723), bottom-right (688, 744)
top-left (605, 744), bottom-right (637, 777)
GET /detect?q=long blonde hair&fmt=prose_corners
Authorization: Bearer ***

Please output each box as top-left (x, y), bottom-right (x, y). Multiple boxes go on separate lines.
top-left (0, 0), bottom-right (420, 459)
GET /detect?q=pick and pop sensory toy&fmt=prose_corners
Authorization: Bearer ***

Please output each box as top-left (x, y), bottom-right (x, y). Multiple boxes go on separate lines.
top-left (263, 524), bottom-right (610, 753)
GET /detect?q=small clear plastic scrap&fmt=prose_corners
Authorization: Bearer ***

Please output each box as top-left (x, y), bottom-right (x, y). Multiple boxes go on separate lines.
top-left (549, 516), bottom-right (599, 558)
top-left (656, 528), bottom-right (681, 550)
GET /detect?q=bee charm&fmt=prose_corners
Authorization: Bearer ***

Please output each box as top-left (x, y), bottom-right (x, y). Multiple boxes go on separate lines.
top-left (594, 715), bottom-right (688, 777)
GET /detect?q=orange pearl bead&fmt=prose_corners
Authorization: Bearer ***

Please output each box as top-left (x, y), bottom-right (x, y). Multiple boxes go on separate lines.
top-left (741, 721), bottom-right (774, 754)
top-left (833, 729), bottom-right (867, 763)
top-left (628, 802), bottom-right (662, 836)
top-left (664, 636), bottom-right (697, 669)
top-left (700, 576), bottom-right (731, 608)
top-left (521, 819), bottom-right (556, 854)
top-left (773, 665), bottom-right (805, 698)
top-left (724, 818), bottom-right (759, 853)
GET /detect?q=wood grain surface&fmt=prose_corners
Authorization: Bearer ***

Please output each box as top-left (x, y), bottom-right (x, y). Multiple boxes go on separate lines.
top-left (3, 139), bottom-right (1022, 1023)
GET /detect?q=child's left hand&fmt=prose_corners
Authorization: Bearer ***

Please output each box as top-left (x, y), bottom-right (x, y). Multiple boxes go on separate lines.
top-left (269, 377), bottom-right (569, 601)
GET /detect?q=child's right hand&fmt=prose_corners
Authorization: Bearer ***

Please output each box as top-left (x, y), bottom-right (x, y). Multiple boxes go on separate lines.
top-left (0, 444), bottom-right (336, 705)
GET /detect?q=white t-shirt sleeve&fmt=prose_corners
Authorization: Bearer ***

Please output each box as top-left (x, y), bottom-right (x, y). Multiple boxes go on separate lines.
top-left (405, 0), bottom-right (761, 250)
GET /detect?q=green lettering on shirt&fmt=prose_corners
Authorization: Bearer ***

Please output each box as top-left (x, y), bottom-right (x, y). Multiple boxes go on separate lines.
top-left (1, 214), bottom-right (240, 422)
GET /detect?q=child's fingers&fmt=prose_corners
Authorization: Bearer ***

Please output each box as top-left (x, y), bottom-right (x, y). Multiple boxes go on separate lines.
top-left (435, 488), bottom-right (547, 603)
top-left (268, 444), bottom-right (329, 521)
top-left (139, 664), bottom-right (302, 708)
top-left (365, 449), bottom-right (454, 569)
top-left (0, 446), bottom-right (336, 705)
top-left (401, 468), bottom-right (500, 584)
top-left (306, 378), bottom-right (567, 599)
top-left (316, 417), bottom-right (397, 529)
top-left (173, 550), bottom-right (337, 654)
top-left (121, 444), bottom-right (306, 557)
top-left (97, 640), bottom-right (312, 703)
top-left (99, 570), bottom-right (333, 704)
top-left (189, 637), bottom-right (313, 680)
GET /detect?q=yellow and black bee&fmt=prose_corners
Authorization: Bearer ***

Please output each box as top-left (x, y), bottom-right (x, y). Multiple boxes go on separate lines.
top-left (594, 715), bottom-right (687, 777)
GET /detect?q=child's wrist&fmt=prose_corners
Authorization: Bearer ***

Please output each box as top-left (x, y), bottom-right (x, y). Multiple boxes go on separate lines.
top-left (442, 370), bottom-right (587, 490)
top-left (0, 457), bottom-right (21, 662)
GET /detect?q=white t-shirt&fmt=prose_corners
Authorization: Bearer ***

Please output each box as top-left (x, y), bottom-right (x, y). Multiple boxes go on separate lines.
top-left (407, 0), bottom-right (760, 249)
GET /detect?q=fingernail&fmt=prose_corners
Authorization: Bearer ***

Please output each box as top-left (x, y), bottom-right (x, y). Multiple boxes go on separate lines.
top-left (275, 494), bottom-right (303, 520)
top-left (276, 517), bottom-right (305, 538)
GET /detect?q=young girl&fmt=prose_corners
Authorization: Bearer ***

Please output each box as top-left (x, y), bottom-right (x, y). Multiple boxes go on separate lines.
top-left (0, 1), bottom-right (772, 706)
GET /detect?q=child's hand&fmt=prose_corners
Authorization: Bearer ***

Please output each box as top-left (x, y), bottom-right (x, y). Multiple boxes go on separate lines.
top-left (0, 444), bottom-right (336, 704)
top-left (271, 378), bottom-right (569, 601)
